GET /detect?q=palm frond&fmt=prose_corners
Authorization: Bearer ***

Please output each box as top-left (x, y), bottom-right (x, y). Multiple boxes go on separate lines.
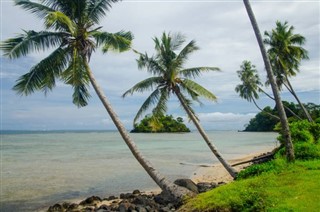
top-left (152, 88), bottom-right (169, 117)
top-left (122, 77), bottom-right (163, 97)
top-left (87, 0), bottom-right (120, 23)
top-left (180, 67), bottom-right (220, 79)
top-left (181, 79), bottom-right (217, 102)
top-left (45, 11), bottom-right (76, 33)
top-left (62, 49), bottom-right (91, 107)
top-left (179, 83), bottom-right (203, 106)
top-left (13, 47), bottom-right (70, 95)
top-left (92, 31), bottom-right (133, 52)
top-left (14, 0), bottom-right (54, 18)
top-left (0, 30), bottom-right (67, 59)
top-left (136, 54), bottom-right (165, 76)
top-left (174, 40), bottom-right (199, 68)
top-left (133, 89), bottom-right (161, 124)
top-left (169, 32), bottom-right (186, 51)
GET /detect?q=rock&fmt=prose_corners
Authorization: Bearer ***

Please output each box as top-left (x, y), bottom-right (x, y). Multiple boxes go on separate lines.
top-left (174, 179), bottom-right (199, 194)
top-left (48, 203), bottom-right (63, 212)
top-left (97, 204), bottom-right (111, 211)
top-left (197, 182), bottom-right (218, 193)
top-left (120, 192), bottom-right (135, 199)
top-left (67, 203), bottom-right (79, 210)
top-left (106, 195), bottom-right (118, 201)
top-left (79, 196), bottom-right (102, 206)
top-left (133, 189), bottom-right (141, 195)
top-left (118, 200), bottom-right (131, 212)
top-left (136, 205), bottom-right (148, 212)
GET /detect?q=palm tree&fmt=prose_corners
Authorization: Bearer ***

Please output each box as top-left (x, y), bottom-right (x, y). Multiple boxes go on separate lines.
top-left (1, 0), bottom-right (192, 200)
top-left (264, 21), bottom-right (312, 122)
top-left (236, 60), bottom-right (302, 120)
top-left (123, 32), bottom-right (237, 178)
top-left (235, 61), bottom-right (280, 120)
top-left (243, 0), bottom-right (295, 161)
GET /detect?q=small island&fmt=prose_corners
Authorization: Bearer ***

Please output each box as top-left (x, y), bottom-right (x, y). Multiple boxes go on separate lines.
top-left (131, 115), bottom-right (190, 133)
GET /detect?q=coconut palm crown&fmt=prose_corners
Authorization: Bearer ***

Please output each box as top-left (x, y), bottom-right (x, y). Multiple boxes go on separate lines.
top-left (264, 21), bottom-right (309, 89)
top-left (123, 32), bottom-right (237, 178)
top-left (123, 32), bottom-right (218, 124)
top-left (1, 0), bottom-right (133, 107)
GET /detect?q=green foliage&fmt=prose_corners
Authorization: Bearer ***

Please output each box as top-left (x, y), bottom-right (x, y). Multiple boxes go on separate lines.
top-left (131, 115), bottom-right (190, 133)
top-left (244, 102), bottom-right (320, 132)
top-left (244, 106), bottom-right (278, 131)
top-left (275, 120), bottom-right (320, 160)
top-left (181, 159), bottom-right (320, 211)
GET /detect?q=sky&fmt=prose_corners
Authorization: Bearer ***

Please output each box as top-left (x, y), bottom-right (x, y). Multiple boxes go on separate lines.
top-left (0, 0), bottom-right (319, 131)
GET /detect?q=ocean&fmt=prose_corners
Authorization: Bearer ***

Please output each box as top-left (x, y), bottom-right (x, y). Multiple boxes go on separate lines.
top-left (1, 130), bottom-right (278, 211)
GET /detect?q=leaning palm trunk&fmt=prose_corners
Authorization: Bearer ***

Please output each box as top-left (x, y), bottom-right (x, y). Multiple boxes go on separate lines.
top-left (175, 88), bottom-right (237, 178)
top-left (243, 0), bottom-right (295, 161)
top-left (283, 77), bottom-right (313, 122)
top-left (84, 62), bottom-right (193, 200)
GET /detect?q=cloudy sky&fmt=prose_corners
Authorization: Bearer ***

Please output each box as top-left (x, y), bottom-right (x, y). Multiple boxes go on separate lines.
top-left (1, 0), bottom-right (319, 131)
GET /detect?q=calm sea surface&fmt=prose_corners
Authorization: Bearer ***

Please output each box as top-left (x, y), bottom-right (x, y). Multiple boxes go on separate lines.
top-left (1, 131), bottom-right (278, 211)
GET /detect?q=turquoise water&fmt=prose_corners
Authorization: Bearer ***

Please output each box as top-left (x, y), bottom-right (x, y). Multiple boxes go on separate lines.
top-left (1, 131), bottom-right (278, 211)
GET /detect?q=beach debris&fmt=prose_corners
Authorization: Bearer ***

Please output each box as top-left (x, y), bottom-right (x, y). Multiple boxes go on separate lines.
top-left (174, 179), bottom-right (199, 194)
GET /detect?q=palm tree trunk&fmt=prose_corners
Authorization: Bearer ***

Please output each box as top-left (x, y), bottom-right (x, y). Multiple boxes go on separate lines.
top-left (243, 0), bottom-right (295, 162)
top-left (84, 61), bottom-right (194, 200)
top-left (258, 87), bottom-right (302, 120)
top-left (283, 77), bottom-right (313, 122)
top-left (174, 88), bottom-right (237, 178)
top-left (252, 98), bottom-right (280, 120)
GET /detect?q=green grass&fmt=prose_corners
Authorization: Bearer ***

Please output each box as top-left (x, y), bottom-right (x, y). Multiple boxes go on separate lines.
top-left (179, 159), bottom-right (320, 212)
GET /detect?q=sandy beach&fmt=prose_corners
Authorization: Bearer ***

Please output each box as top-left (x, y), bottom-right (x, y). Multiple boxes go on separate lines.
top-left (191, 149), bottom-right (274, 184)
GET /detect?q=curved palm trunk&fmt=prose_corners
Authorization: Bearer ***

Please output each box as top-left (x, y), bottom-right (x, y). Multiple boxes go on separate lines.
top-left (175, 89), bottom-right (237, 178)
top-left (84, 62), bottom-right (194, 200)
top-left (258, 87), bottom-right (302, 120)
top-left (252, 98), bottom-right (280, 120)
top-left (283, 78), bottom-right (313, 122)
top-left (243, 0), bottom-right (295, 162)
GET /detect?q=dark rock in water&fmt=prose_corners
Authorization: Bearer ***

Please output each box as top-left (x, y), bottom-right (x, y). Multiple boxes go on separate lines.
top-left (197, 182), bottom-right (218, 193)
top-left (79, 195), bottom-right (102, 206)
top-left (120, 192), bottom-right (135, 199)
top-left (174, 178), bottom-right (199, 194)
top-left (67, 203), bottom-right (79, 210)
top-left (48, 203), bottom-right (63, 212)
top-left (106, 195), bottom-right (118, 201)
top-left (133, 189), bottom-right (141, 195)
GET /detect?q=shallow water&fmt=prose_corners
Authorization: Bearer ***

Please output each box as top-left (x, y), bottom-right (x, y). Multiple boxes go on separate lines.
top-left (1, 131), bottom-right (278, 211)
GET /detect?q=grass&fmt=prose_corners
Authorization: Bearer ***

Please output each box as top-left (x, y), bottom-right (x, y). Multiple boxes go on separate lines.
top-left (179, 159), bottom-right (320, 211)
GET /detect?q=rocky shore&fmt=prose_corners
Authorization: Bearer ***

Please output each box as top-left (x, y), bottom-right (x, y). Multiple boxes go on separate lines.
top-left (48, 179), bottom-right (222, 212)
top-left (47, 151), bottom-right (273, 212)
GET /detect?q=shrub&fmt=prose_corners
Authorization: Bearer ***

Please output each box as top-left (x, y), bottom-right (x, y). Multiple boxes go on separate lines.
top-left (294, 143), bottom-right (320, 160)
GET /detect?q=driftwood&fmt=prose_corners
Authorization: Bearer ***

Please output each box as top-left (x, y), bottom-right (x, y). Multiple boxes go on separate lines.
top-left (231, 152), bottom-right (274, 167)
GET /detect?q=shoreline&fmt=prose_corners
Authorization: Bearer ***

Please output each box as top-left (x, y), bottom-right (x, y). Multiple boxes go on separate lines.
top-left (191, 149), bottom-right (274, 184)
top-left (44, 149), bottom-right (274, 211)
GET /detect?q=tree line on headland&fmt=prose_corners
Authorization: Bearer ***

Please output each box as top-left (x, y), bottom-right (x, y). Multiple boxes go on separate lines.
top-left (1, 0), bottom-right (319, 205)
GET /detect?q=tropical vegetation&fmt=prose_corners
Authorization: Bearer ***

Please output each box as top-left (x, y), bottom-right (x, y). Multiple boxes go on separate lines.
top-left (244, 102), bottom-right (320, 132)
top-left (123, 32), bottom-right (237, 178)
top-left (0, 0), bottom-right (192, 200)
top-left (131, 115), bottom-right (190, 133)
top-left (180, 120), bottom-right (320, 211)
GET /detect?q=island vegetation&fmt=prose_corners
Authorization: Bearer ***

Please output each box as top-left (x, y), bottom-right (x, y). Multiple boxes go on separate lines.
top-left (131, 115), bottom-right (190, 133)
top-left (244, 102), bottom-right (320, 132)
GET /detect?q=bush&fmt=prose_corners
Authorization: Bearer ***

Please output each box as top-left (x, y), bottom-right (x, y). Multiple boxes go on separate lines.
top-left (294, 143), bottom-right (320, 160)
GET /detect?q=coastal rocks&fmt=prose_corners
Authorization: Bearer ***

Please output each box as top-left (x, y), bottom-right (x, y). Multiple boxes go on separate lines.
top-left (196, 182), bottom-right (218, 193)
